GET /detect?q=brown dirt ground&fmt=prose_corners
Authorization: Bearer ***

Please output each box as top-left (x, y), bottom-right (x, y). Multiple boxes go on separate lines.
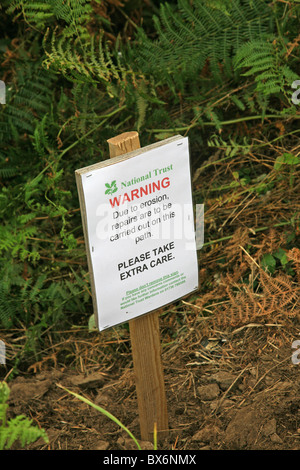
top-left (2, 317), bottom-right (300, 451)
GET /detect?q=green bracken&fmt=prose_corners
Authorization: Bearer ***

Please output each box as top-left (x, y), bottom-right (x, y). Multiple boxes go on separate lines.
top-left (0, 0), bottom-right (299, 363)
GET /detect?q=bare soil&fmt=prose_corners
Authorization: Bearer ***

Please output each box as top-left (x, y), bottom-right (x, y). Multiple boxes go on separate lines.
top-left (3, 320), bottom-right (300, 451)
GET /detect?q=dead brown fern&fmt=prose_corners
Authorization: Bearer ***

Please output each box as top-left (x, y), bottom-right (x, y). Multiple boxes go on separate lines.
top-left (211, 252), bottom-right (299, 330)
top-left (251, 228), bottom-right (288, 260)
top-left (259, 270), bottom-right (298, 312)
top-left (287, 247), bottom-right (300, 283)
top-left (222, 227), bottom-right (251, 265)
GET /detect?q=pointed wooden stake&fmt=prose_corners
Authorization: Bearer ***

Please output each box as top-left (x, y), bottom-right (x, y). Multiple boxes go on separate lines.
top-left (107, 131), bottom-right (169, 442)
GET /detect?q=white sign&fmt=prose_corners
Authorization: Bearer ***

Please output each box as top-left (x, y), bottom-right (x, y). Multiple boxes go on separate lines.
top-left (76, 135), bottom-right (198, 331)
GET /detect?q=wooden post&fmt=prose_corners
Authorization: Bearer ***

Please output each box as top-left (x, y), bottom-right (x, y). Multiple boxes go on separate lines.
top-left (107, 131), bottom-right (169, 442)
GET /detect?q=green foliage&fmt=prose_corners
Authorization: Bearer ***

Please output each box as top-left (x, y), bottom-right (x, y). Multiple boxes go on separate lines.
top-left (6, 0), bottom-right (94, 36)
top-left (132, 0), bottom-right (274, 86)
top-left (0, 0), bottom-right (299, 365)
top-left (274, 152), bottom-right (300, 170)
top-left (42, 30), bottom-right (125, 92)
top-left (0, 277), bottom-right (21, 328)
top-left (274, 152), bottom-right (300, 187)
top-left (261, 249), bottom-right (290, 275)
top-left (234, 37), bottom-right (299, 106)
top-left (0, 382), bottom-right (48, 449)
top-left (129, 0), bottom-right (299, 129)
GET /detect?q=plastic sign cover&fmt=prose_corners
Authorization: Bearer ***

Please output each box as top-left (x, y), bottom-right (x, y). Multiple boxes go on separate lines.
top-left (76, 136), bottom-right (198, 331)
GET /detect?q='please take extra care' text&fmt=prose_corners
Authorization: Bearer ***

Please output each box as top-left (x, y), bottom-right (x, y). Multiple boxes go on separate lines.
top-left (118, 242), bottom-right (175, 280)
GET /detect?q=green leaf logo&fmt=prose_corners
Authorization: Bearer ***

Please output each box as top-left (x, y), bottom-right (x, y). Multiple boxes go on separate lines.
top-left (105, 180), bottom-right (118, 195)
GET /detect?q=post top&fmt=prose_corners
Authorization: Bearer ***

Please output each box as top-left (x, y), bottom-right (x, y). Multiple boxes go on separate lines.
top-left (107, 131), bottom-right (140, 158)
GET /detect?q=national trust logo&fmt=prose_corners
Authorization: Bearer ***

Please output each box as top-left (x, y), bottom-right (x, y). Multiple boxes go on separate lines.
top-left (105, 180), bottom-right (118, 196)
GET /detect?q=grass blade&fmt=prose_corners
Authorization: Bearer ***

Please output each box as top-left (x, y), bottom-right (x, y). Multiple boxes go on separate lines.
top-left (56, 383), bottom-right (141, 450)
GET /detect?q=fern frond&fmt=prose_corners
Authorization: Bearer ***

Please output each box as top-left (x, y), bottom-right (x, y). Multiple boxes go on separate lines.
top-left (0, 167), bottom-right (19, 179)
top-left (0, 60), bottom-right (55, 142)
top-left (133, 0), bottom-right (273, 86)
top-left (1, 415), bottom-right (48, 449)
top-left (0, 292), bottom-right (17, 328)
top-left (6, 0), bottom-right (93, 34)
top-left (43, 29), bottom-right (122, 87)
top-left (0, 382), bottom-right (48, 450)
top-left (234, 37), bottom-right (300, 99)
